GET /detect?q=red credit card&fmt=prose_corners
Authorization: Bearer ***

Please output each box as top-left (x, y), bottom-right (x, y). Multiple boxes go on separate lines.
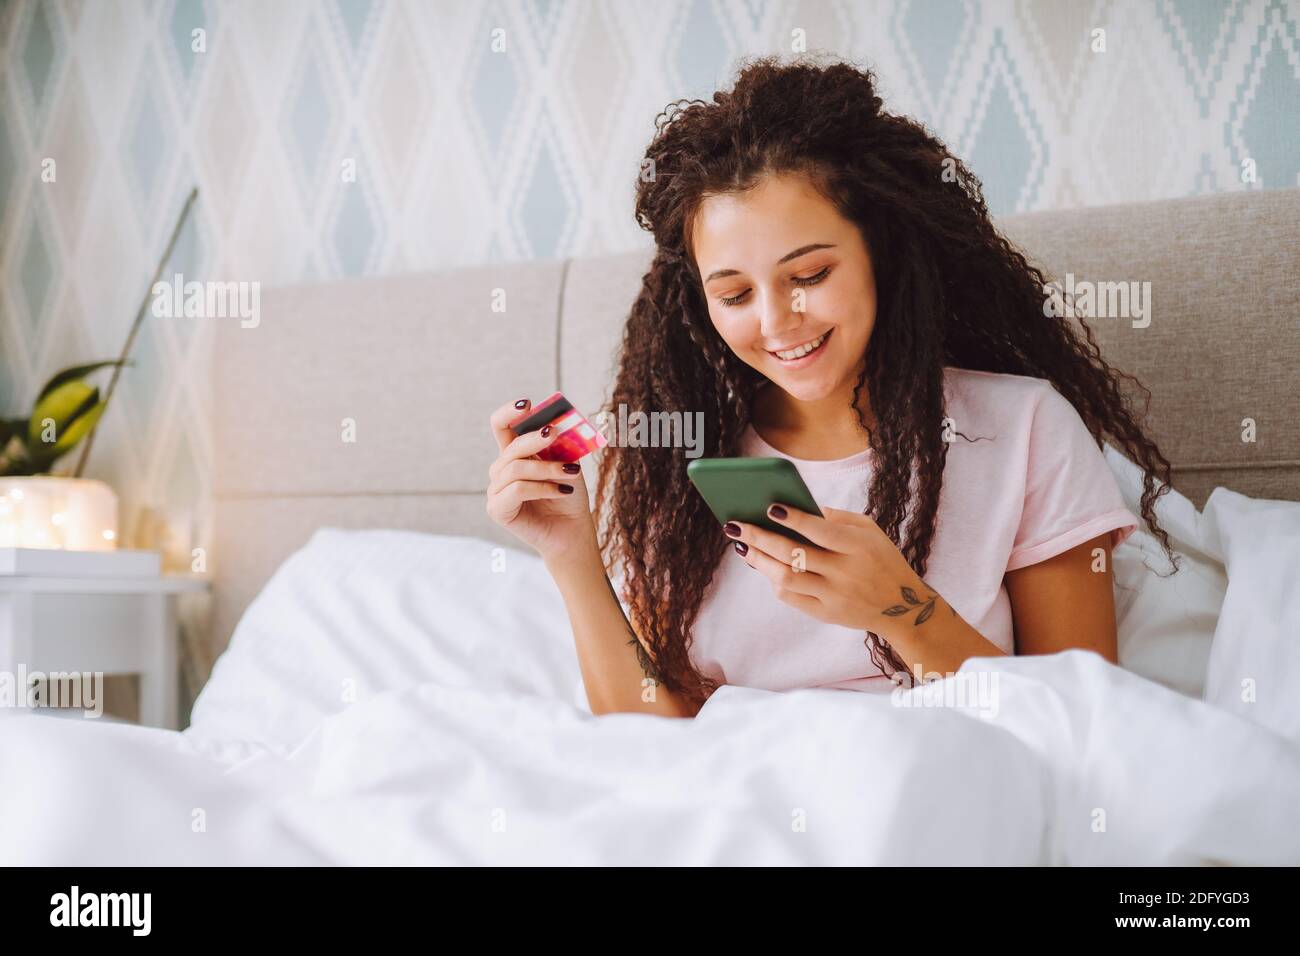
top-left (507, 392), bottom-right (609, 463)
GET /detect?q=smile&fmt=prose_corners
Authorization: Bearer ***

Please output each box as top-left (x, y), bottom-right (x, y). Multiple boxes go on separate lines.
top-left (768, 329), bottom-right (832, 362)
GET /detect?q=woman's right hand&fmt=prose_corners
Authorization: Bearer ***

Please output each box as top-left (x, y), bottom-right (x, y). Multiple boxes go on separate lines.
top-left (486, 398), bottom-right (599, 565)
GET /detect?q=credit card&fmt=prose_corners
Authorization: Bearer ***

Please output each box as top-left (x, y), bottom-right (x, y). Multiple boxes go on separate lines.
top-left (507, 391), bottom-right (609, 463)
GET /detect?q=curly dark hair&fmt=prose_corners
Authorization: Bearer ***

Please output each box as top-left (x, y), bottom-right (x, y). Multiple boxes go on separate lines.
top-left (592, 53), bottom-right (1178, 709)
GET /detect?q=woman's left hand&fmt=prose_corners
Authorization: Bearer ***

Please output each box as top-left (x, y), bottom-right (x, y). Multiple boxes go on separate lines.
top-left (724, 504), bottom-right (945, 635)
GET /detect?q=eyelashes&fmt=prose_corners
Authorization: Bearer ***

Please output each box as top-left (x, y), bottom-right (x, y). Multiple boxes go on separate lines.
top-left (719, 266), bottom-right (832, 306)
top-left (793, 265), bottom-right (832, 287)
top-left (717, 266), bottom-right (832, 307)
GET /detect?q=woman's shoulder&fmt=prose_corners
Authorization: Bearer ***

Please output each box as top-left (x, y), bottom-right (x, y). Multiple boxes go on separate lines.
top-left (942, 366), bottom-right (1113, 504)
top-left (942, 366), bottom-right (1067, 429)
top-left (943, 365), bottom-right (1058, 396)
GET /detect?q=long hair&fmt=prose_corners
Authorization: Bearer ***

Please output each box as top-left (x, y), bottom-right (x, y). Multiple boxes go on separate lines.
top-left (593, 54), bottom-right (1178, 707)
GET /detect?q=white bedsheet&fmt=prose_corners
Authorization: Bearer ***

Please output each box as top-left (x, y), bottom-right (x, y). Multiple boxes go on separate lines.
top-left (2, 487), bottom-right (1298, 865)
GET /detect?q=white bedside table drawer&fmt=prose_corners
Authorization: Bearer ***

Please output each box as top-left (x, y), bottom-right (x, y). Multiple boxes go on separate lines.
top-left (4, 590), bottom-right (171, 669)
top-left (0, 575), bottom-right (207, 729)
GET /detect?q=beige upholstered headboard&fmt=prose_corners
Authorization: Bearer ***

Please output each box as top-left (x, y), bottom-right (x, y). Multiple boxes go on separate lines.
top-left (208, 188), bottom-right (1300, 669)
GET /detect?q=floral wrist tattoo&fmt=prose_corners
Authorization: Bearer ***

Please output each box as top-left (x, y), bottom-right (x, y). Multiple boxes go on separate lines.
top-left (881, 585), bottom-right (956, 626)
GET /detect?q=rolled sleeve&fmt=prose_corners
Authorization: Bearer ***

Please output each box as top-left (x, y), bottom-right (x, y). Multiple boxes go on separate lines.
top-left (1007, 384), bottom-right (1140, 572)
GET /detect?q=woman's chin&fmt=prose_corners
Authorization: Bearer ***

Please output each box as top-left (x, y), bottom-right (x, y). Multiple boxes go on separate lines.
top-left (767, 373), bottom-right (839, 403)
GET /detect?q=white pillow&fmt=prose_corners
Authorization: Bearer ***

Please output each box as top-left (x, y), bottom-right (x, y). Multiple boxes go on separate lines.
top-left (1199, 488), bottom-right (1300, 743)
top-left (1104, 445), bottom-right (1224, 698)
top-left (187, 530), bottom-right (582, 749)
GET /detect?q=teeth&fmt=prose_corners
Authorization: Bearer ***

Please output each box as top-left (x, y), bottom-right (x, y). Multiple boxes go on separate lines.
top-left (773, 331), bottom-right (828, 361)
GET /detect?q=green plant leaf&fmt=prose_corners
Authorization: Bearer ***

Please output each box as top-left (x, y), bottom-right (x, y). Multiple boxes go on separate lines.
top-left (35, 360), bottom-right (131, 404)
top-left (0, 433), bottom-right (33, 476)
top-left (27, 401), bottom-right (106, 470)
top-left (0, 420), bottom-right (31, 474)
top-left (28, 381), bottom-right (99, 450)
top-left (48, 401), bottom-right (105, 457)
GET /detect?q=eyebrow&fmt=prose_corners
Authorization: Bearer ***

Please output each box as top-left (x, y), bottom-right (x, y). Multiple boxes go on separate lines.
top-left (703, 243), bottom-right (837, 283)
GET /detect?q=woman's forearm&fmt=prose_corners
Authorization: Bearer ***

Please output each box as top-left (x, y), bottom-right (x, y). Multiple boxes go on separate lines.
top-left (545, 547), bottom-right (699, 718)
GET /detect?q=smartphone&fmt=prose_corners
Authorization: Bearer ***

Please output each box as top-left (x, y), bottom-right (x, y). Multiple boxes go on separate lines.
top-left (686, 457), bottom-right (823, 544)
top-left (507, 391), bottom-right (608, 463)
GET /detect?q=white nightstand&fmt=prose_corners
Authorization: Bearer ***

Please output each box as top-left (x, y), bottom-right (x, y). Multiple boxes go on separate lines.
top-left (0, 573), bottom-right (209, 729)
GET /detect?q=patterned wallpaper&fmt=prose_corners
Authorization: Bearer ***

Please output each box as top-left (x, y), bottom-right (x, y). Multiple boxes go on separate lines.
top-left (1, 0), bottom-right (1298, 709)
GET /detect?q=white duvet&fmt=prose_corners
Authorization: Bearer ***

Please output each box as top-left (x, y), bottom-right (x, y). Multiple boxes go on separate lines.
top-left (2, 461), bottom-right (1298, 865)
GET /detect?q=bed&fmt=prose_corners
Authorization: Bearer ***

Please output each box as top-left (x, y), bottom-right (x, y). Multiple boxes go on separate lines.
top-left (2, 188), bottom-right (1298, 865)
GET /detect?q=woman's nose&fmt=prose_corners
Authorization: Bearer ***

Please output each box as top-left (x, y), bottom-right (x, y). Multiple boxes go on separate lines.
top-left (757, 287), bottom-right (803, 339)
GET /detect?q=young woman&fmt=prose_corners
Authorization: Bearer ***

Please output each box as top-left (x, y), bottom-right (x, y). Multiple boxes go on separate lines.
top-left (486, 56), bottom-right (1178, 719)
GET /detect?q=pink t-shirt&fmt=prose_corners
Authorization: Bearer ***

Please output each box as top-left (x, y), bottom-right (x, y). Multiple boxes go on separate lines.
top-left (687, 367), bottom-right (1140, 693)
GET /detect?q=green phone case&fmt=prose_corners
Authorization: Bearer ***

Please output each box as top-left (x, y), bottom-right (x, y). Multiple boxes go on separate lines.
top-left (686, 457), bottom-right (823, 544)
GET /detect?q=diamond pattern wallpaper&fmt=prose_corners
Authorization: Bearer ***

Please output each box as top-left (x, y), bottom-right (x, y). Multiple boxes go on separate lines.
top-left (1, 0), bottom-right (1298, 709)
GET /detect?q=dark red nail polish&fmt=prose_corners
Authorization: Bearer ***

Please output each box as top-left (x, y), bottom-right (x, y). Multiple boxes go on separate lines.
top-left (723, 521), bottom-right (741, 538)
top-left (562, 462), bottom-right (580, 474)
top-left (514, 398), bottom-right (529, 409)
top-left (558, 483), bottom-right (574, 494)
top-left (734, 541), bottom-right (748, 556)
top-left (541, 425), bottom-right (552, 437)
top-left (768, 504), bottom-right (787, 520)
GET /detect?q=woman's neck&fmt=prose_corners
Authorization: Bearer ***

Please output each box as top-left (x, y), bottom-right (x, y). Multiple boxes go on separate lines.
top-left (751, 378), bottom-right (875, 461)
